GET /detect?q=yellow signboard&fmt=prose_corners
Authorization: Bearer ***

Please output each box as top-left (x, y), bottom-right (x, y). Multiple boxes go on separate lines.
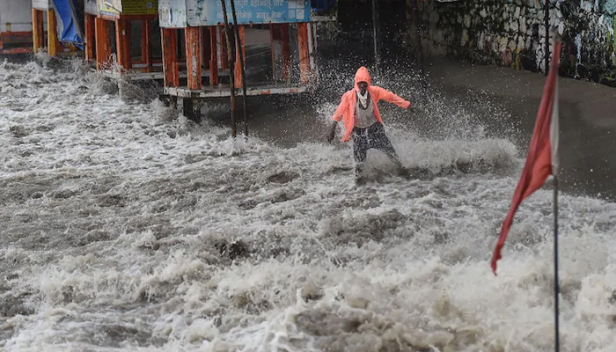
top-left (121, 0), bottom-right (158, 15)
top-left (98, 0), bottom-right (157, 16)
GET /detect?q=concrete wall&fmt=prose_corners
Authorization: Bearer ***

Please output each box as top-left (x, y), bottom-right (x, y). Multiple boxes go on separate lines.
top-left (406, 0), bottom-right (616, 86)
top-left (0, 1), bottom-right (33, 32)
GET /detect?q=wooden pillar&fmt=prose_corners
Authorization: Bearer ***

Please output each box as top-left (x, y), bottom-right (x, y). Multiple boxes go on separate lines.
top-left (185, 27), bottom-right (202, 90)
top-left (209, 27), bottom-right (219, 86)
top-left (297, 23), bottom-right (310, 84)
top-left (269, 24), bottom-right (278, 75)
top-left (47, 9), bottom-right (59, 56)
top-left (95, 18), bottom-right (110, 70)
top-left (281, 24), bottom-right (291, 81)
top-left (115, 19), bottom-right (130, 70)
top-left (143, 20), bottom-right (151, 72)
top-left (234, 25), bottom-right (245, 88)
top-left (85, 14), bottom-right (96, 61)
top-left (32, 9), bottom-right (43, 52)
top-left (219, 25), bottom-right (229, 69)
top-left (161, 28), bottom-right (179, 87)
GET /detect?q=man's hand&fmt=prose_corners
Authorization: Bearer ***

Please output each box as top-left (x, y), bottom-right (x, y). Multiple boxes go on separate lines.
top-left (326, 121), bottom-right (337, 143)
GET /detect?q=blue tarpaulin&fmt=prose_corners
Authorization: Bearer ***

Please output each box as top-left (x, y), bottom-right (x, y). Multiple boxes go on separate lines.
top-left (52, 0), bottom-right (84, 49)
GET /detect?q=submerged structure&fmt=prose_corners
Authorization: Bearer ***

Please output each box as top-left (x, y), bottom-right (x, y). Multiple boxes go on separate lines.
top-left (31, 0), bottom-right (83, 56)
top-left (85, 0), bottom-right (161, 78)
top-left (158, 0), bottom-right (336, 126)
top-left (0, 2), bottom-right (34, 54)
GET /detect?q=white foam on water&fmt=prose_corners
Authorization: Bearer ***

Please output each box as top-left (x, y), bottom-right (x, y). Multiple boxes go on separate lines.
top-left (1, 59), bottom-right (616, 352)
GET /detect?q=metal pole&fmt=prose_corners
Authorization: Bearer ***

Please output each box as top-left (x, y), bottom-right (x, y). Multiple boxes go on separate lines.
top-left (551, 32), bottom-right (560, 352)
top-left (220, 0), bottom-right (237, 138)
top-left (545, 0), bottom-right (549, 76)
top-left (229, 0), bottom-right (248, 137)
top-left (371, 0), bottom-right (380, 76)
top-left (553, 175), bottom-right (560, 352)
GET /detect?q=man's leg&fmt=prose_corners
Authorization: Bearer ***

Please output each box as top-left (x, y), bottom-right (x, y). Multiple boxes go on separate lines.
top-left (352, 128), bottom-right (369, 183)
top-left (369, 123), bottom-right (411, 177)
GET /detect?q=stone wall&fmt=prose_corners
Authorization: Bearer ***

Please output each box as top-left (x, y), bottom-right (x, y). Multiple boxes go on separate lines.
top-left (406, 0), bottom-right (616, 86)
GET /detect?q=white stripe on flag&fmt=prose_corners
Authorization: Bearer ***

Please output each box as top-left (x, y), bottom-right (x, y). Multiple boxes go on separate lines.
top-left (550, 73), bottom-right (559, 176)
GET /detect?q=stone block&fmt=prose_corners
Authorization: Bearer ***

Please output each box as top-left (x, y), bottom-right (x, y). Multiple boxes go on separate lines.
top-left (498, 36), bottom-right (509, 50)
top-left (517, 35), bottom-right (526, 49)
top-left (464, 14), bottom-right (471, 28)
top-left (520, 18), bottom-right (527, 33)
top-left (511, 20), bottom-right (519, 33)
top-left (461, 28), bottom-right (469, 46)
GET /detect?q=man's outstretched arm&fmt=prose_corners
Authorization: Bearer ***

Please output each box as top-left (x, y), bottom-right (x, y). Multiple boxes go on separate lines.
top-left (372, 86), bottom-right (411, 109)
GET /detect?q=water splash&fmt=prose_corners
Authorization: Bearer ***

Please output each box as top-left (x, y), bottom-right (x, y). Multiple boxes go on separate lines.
top-left (1, 58), bottom-right (615, 352)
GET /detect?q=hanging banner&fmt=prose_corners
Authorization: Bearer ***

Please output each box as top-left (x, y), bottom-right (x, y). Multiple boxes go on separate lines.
top-left (32, 0), bottom-right (51, 10)
top-left (52, 0), bottom-right (84, 48)
top-left (159, 0), bottom-right (311, 27)
top-left (159, 0), bottom-right (188, 27)
top-left (85, 0), bottom-right (99, 14)
top-left (187, 0), bottom-right (311, 26)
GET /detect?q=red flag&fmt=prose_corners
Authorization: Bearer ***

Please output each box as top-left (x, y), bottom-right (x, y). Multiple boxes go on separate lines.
top-left (491, 39), bottom-right (562, 275)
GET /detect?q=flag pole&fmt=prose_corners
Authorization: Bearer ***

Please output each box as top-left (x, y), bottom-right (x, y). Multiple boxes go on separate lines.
top-left (545, 0), bottom-right (550, 76)
top-left (550, 29), bottom-right (560, 352)
top-left (553, 173), bottom-right (560, 352)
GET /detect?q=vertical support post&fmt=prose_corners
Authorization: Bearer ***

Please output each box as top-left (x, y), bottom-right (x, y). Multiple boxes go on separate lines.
top-left (545, 0), bottom-right (549, 76)
top-left (185, 27), bottom-right (202, 90)
top-left (32, 9), bottom-right (43, 53)
top-left (553, 175), bottom-right (560, 352)
top-left (95, 17), bottom-right (110, 70)
top-left (297, 23), bottom-right (310, 84)
top-left (219, 25), bottom-right (229, 69)
top-left (269, 24), bottom-right (281, 81)
top-left (47, 9), bottom-right (59, 56)
top-left (233, 25), bottom-right (245, 88)
top-left (209, 27), bottom-right (219, 86)
top-left (143, 20), bottom-right (152, 72)
top-left (115, 19), bottom-right (130, 70)
top-left (229, 0), bottom-right (248, 137)
top-left (220, 0), bottom-right (237, 138)
top-left (162, 28), bottom-right (179, 87)
top-left (281, 23), bottom-right (290, 82)
top-left (85, 14), bottom-right (96, 62)
top-left (307, 23), bottom-right (316, 81)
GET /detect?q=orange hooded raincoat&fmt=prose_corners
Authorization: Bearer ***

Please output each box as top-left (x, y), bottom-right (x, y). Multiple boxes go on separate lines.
top-left (332, 66), bottom-right (411, 142)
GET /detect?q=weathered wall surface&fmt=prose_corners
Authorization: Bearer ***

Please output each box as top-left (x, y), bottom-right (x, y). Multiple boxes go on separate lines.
top-left (406, 0), bottom-right (616, 86)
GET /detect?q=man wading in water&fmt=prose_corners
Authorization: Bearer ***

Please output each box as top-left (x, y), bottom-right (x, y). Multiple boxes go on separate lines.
top-left (327, 66), bottom-right (413, 185)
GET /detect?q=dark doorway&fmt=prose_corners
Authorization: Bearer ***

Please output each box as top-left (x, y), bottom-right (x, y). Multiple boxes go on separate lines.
top-left (327, 0), bottom-right (409, 67)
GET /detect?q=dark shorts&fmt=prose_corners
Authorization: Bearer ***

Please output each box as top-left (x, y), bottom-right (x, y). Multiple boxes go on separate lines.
top-left (352, 122), bottom-right (398, 163)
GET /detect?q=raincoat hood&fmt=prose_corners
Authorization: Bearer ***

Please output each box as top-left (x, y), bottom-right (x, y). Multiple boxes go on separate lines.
top-left (354, 66), bottom-right (371, 90)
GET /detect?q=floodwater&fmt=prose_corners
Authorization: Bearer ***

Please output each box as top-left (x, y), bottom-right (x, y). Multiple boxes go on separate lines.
top-left (1, 47), bottom-right (616, 352)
